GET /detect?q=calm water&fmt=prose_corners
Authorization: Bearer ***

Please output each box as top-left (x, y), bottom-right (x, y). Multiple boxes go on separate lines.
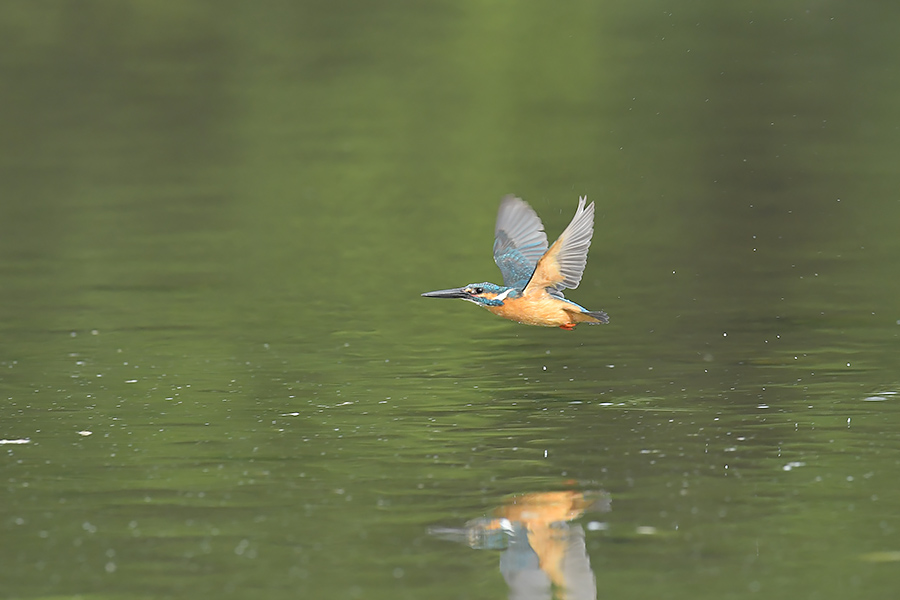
top-left (2, 2), bottom-right (900, 599)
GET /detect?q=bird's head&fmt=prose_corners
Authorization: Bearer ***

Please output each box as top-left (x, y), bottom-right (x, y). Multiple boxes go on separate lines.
top-left (421, 282), bottom-right (516, 307)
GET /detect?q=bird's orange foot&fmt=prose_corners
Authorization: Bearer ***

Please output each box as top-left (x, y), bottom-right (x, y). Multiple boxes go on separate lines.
top-left (559, 323), bottom-right (576, 331)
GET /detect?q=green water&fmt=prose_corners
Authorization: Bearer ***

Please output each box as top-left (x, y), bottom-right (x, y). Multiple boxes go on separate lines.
top-left (2, 2), bottom-right (900, 599)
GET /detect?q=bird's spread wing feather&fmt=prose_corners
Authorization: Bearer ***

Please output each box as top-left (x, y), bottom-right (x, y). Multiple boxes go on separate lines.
top-left (492, 195), bottom-right (549, 290)
top-left (524, 196), bottom-right (595, 297)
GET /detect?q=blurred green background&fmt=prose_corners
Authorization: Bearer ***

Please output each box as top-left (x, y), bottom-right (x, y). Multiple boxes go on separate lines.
top-left (1, 2), bottom-right (899, 599)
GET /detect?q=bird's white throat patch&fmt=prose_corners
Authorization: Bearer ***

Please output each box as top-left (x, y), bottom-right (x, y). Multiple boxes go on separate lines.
top-left (495, 288), bottom-right (513, 302)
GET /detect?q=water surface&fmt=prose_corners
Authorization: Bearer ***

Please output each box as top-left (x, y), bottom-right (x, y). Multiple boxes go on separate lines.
top-left (2, 2), bottom-right (899, 599)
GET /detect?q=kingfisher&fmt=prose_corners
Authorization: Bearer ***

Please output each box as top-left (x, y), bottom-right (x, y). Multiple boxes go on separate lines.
top-left (422, 195), bottom-right (609, 330)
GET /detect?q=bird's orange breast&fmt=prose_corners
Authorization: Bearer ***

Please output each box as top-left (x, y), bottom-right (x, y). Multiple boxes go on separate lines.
top-left (485, 293), bottom-right (576, 327)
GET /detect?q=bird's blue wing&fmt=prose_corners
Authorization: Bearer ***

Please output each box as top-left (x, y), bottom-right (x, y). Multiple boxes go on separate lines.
top-left (492, 196), bottom-right (549, 290)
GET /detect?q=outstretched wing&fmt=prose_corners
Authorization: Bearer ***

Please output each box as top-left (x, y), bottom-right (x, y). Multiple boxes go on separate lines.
top-left (492, 195), bottom-right (549, 290)
top-left (524, 196), bottom-right (594, 298)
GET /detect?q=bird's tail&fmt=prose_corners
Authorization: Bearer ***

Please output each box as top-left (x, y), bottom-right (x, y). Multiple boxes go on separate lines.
top-left (564, 308), bottom-right (609, 325)
top-left (581, 310), bottom-right (609, 325)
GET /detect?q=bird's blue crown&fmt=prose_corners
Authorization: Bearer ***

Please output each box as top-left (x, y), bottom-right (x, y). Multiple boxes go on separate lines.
top-left (463, 282), bottom-right (517, 307)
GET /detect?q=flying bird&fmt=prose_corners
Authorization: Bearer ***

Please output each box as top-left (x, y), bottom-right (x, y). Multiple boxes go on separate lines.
top-left (422, 195), bottom-right (608, 330)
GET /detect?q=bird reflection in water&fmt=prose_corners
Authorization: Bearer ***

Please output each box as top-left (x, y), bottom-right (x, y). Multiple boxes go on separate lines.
top-left (428, 490), bottom-right (610, 600)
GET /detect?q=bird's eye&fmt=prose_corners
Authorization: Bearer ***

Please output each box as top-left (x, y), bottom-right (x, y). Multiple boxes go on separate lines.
top-left (472, 287), bottom-right (484, 294)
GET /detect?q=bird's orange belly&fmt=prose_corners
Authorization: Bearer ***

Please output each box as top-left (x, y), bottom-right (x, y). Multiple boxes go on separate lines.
top-left (486, 297), bottom-right (573, 327)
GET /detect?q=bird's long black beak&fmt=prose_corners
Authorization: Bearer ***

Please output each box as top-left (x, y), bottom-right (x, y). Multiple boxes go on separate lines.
top-left (421, 287), bottom-right (470, 299)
